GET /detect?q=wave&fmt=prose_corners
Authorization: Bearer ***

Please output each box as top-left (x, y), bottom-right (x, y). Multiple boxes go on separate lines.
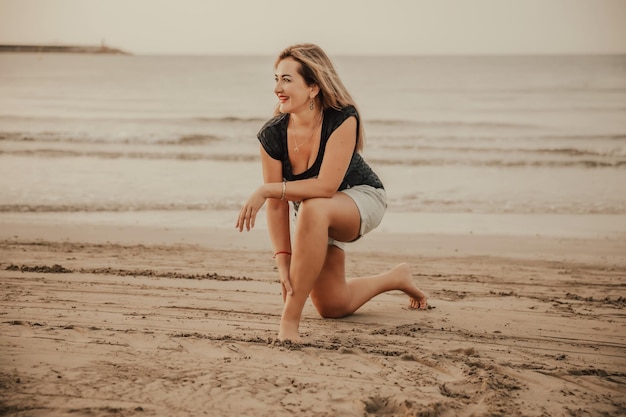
top-left (389, 85), bottom-right (626, 94)
top-left (1, 148), bottom-right (624, 168)
top-left (160, 134), bottom-right (222, 145)
top-left (0, 131), bottom-right (227, 146)
top-left (367, 119), bottom-right (540, 129)
top-left (379, 144), bottom-right (626, 157)
top-left (0, 114), bottom-right (267, 124)
top-left (368, 157), bottom-right (626, 168)
top-left (4, 128), bottom-right (624, 149)
top-left (0, 148), bottom-right (258, 162)
top-left (513, 133), bottom-right (625, 141)
top-left (193, 116), bottom-right (266, 123)
top-left (3, 200), bottom-right (623, 215)
top-left (387, 198), bottom-right (626, 215)
top-left (0, 201), bottom-right (242, 213)
top-left (0, 114), bottom-right (540, 131)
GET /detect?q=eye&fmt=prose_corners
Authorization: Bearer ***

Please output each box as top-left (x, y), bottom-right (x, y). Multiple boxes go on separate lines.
top-left (275, 76), bottom-right (291, 83)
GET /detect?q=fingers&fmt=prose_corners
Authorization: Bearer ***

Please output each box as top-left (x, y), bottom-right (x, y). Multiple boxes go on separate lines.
top-left (248, 207), bottom-right (256, 230)
top-left (235, 209), bottom-right (242, 231)
top-left (235, 205), bottom-right (257, 232)
top-left (235, 209), bottom-right (244, 232)
top-left (282, 276), bottom-right (294, 296)
top-left (235, 190), bottom-right (266, 232)
top-left (280, 281), bottom-right (293, 303)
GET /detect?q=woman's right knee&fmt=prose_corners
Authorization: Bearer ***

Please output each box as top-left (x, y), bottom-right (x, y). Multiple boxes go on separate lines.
top-left (311, 298), bottom-right (349, 319)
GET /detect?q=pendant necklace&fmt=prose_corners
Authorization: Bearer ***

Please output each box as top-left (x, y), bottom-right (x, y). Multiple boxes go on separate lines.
top-left (291, 112), bottom-right (323, 152)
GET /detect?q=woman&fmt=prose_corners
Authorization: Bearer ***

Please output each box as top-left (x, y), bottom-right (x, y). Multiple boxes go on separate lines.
top-left (236, 44), bottom-right (427, 343)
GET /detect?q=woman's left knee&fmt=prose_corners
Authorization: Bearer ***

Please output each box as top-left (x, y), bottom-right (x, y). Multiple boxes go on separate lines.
top-left (297, 198), bottom-right (331, 226)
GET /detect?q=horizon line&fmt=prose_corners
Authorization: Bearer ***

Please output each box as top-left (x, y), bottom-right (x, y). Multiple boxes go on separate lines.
top-left (1, 43), bottom-right (626, 57)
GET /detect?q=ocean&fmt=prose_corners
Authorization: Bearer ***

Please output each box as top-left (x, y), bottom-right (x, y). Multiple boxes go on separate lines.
top-left (1, 53), bottom-right (625, 238)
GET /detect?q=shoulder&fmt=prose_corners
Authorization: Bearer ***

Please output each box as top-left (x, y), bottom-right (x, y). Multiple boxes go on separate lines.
top-left (257, 113), bottom-right (288, 160)
top-left (324, 105), bottom-right (359, 135)
top-left (258, 113), bottom-right (288, 140)
top-left (326, 105), bottom-right (358, 129)
top-left (326, 105), bottom-right (358, 122)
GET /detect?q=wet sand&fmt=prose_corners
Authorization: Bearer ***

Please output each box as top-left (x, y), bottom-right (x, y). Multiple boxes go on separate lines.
top-left (1, 217), bottom-right (625, 416)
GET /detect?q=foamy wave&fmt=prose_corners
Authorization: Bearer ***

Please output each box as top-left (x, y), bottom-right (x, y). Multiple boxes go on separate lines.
top-left (376, 133), bottom-right (626, 143)
top-left (2, 148), bottom-right (623, 167)
top-left (388, 198), bottom-right (626, 215)
top-left (194, 116), bottom-right (266, 123)
top-left (380, 144), bottom-right (626, 157)
top-left (0, 114), bottom-right (264, 145)
top-left (0, 131), bottom-right (226, 146)
top-left (0, 114), bottom-right (266, 124)
top-left (0, 201), bottom-right (242, 213)
top-left (367, 119), bottom-right (538, 129)
top-left (168, 134), bottom-right (221, 145)
top-left (0, 148), bottom-right (258, 162)
top-left (369, 157), bottom-right (625, 168)
top-left (3, 199), bottom-right (624, 215)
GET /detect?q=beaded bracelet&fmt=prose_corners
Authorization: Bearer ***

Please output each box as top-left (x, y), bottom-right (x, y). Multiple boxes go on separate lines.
top-left (273, 251), bottom-right (292, 258)
top-left (280, 180), bottom-right (286, 201)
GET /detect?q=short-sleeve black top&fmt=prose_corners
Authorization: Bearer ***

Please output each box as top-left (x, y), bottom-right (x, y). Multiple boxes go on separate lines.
top-left (257, 105), bottom-right (384, 191)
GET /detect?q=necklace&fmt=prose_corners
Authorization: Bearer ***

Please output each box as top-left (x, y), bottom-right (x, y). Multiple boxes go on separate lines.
top-left (291, 112), bottom-right (323, 152)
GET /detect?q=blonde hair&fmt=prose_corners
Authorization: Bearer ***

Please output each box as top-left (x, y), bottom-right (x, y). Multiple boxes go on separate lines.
top-left (273, 43), bottom-right (364, 152)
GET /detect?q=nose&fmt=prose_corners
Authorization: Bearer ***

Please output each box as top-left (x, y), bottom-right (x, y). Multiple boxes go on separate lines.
top-left (274, 80), bottom-right (282, 95)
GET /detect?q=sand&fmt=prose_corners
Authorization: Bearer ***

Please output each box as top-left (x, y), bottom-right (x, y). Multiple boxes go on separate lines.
top-left (1, 214), bottom-right (625, 417)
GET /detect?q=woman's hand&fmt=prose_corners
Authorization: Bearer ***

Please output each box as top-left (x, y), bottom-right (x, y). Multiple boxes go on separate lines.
top-left (236, 186), bottom-right (268, 232)
top-left (277, 264), bottom-right (294, 302)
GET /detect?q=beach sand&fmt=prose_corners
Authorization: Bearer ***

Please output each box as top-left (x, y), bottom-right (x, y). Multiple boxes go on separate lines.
top-left (1, 214), bottom-right (625, 416)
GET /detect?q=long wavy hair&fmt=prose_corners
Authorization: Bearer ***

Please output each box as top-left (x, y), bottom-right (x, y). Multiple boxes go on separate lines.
top-left (273, 43), bottom-right (364, 152)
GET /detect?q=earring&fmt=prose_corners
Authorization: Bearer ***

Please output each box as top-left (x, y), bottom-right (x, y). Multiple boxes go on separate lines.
top-left (309, 99), bottom-right (314, 110)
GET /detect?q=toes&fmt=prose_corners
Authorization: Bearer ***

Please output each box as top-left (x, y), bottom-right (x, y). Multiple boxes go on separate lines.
top-left (409, 298), bottom-right (428, 310)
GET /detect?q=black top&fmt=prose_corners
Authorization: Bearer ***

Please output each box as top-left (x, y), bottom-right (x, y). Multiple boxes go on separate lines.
top-left (257, 105), bottom-right (384, 191)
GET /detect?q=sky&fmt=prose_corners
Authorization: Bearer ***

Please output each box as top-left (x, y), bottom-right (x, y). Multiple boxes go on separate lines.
top-left (1, 0), bottom-right (625, 55)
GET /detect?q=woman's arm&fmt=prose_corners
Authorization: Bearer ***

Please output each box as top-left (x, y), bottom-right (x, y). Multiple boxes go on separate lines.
top-left (236, 116), bottom-right (356, 230)
top-left (261, 147), bottom-right (292, 262)
top-left (248, 116), bottom-right (357, 202)
top-left (244, 145), bottom-right (293, 297)
top-left (260, 145), bottom-right (290, 239)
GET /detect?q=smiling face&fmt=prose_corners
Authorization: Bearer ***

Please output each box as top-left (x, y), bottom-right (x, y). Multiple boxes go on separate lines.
top-left (274, 57), bottom-right (318, 114)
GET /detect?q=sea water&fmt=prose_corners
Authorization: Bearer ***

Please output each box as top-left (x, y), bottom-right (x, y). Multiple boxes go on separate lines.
top-left (0, 53), bottom-right (625, 237)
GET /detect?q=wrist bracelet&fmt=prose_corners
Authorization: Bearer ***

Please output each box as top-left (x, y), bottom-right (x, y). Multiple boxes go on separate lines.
top-left (273, 251), bottom-right (291, 258)
top-left (280, 180), bottom-right (286, 201)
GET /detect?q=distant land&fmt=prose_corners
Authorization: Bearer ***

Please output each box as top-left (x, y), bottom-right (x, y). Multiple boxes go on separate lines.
top-left (0, 44), bottom-right (131, 54)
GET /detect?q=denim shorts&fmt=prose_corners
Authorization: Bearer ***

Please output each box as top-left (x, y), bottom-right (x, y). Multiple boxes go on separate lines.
top-left (292, 185), bottom-right (387, 251)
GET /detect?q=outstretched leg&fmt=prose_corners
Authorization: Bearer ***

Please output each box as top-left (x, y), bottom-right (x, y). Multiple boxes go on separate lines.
top-left (310, 245), bottom-right (428, 319)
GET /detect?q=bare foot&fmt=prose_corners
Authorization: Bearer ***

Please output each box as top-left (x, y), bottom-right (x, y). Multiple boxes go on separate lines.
top-left (278, 318), bottom-right (302, 343)
top-left (391, 263), bottom-right (428, 310)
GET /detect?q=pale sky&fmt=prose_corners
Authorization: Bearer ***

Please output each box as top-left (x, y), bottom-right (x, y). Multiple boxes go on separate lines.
top-left (1, 0), bottom-right (625, 55)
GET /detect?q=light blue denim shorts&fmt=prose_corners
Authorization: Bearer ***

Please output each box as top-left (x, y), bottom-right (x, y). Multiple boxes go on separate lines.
top-left (292, 185), bottom-right (386, 251)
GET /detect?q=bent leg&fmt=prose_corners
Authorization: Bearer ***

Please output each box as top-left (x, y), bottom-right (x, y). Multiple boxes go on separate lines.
top-left (311, 246), bottom-right (428, 319)
top-left (278, 193), bottom-right (361, 342)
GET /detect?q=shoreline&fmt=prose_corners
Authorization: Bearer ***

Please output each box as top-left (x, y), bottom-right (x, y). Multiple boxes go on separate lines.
top-left (1, 210), bottom-right (624, 261)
